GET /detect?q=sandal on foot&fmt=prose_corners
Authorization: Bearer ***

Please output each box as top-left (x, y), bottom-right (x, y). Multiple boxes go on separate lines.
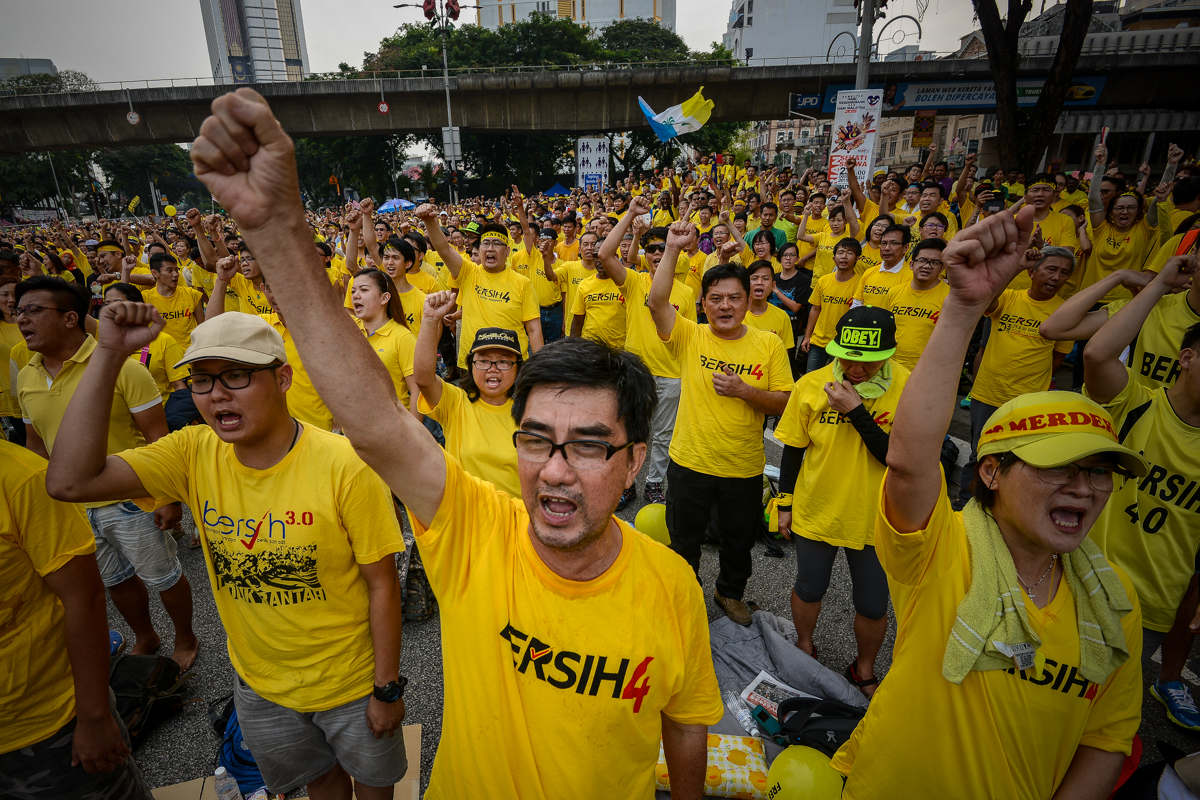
top-left (845, 659), bottom-right (879, 694)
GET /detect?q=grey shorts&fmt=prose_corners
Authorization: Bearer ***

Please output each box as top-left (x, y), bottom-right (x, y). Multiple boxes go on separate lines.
top-left (87, 501), bottom-right (182, 591)
top-left (232, 675), bottom-right (408, 794)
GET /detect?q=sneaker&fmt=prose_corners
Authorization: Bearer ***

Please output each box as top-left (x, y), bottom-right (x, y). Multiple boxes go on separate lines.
top-left (616, 485), bottom-right (637, 512)
top-left (1152, 680), bottom-right (1200, 730)
top-left (714, 592), bottom-right (753, 626)
top-left (643, 481), bottom-right (666, 505)
top-left (960, 394), bottom-right (972, 409)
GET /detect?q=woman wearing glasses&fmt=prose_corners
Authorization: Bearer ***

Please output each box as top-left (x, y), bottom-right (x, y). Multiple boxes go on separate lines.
top-left (832, 208), bottom-right (1146, 800)
top-left (350, 268), bottom-right (420, 421)
top-left (414, 291), bottom-right (522, 498)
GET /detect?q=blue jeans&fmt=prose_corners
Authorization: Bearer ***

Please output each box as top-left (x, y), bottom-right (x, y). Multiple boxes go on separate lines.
top-left (540, 303), bottom-right (564, 344)
top-left (806, 345), bottom-right (830, 374)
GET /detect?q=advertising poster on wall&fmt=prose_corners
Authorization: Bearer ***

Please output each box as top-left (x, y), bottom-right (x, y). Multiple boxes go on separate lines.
top-left (828, 90), bottom-right (879, 189)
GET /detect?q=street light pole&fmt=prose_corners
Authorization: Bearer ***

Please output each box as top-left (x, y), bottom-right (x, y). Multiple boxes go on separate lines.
top-left (438, 1), bottom-right (458, 205)
top-left (856, 0), bottom-right (874, 90)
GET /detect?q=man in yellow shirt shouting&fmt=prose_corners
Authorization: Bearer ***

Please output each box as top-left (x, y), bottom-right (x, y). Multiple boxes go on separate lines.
top-left (48, 311), bottom-right (409, 800)
top-left (179, 87), bottom-right (724, 800)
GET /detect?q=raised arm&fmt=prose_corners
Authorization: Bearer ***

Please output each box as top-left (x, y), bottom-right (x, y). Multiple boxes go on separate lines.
top-left (1136, 161), bottom-right (1152, 196)
top-left (649, 221), bottom-right (695, 340)
top-left (512, 186), bottom-right (536, 254)
top-left (845, 156), bottom-right (868, 214)
top-left (1084, 255), bottom-right (1196, 404)
top-left (344, 209), bottom-right (362, 271)
top-left (599, 195), bottom-right (651, 288)
top-left (920, 141), bottom-right (938, 181)
top-left (189, 88), bottom-right (446, 524)
top-left (414, 291), bottom-right (454, 410)
top-left (1088, 142), bottom-right (1107, 229)
top-left (796, 211), bottom-right (815, 244)
top-left (415, 204), bottom-right (463, 279)
top-left (187, 208), bottom-right (219, 271)
top-left (842, 190), bottom-right (861, 238)
top-left (955, 153), bottom-right (977, 207)
top-left (361, 198), bottom-right (383, 265)
top-left (886, 206), bottom-right (1035, 532)
top-left (1039, 269), bottom-right (1150, 341)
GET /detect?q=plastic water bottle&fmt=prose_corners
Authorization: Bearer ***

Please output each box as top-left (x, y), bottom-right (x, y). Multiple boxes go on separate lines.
top-left (214, 767), bottom-right (244, 800)
top-left (724, 690), bottom-right (762, 738)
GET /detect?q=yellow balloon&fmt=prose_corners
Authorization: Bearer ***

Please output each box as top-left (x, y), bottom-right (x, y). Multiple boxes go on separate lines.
top-left (164, 205), bottom-right (177, 217)
top-left (765, 746), bottom-right (843, 800)
top-left (634, 502), bottom-right (670, 545)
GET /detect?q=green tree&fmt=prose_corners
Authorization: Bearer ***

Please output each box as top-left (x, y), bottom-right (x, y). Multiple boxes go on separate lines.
top-left (92, 144), bottom-right (202, 211)
top-left (596, 18), bottom-right (691, 63)
top-left (294, 134), bottom-right (414, 207)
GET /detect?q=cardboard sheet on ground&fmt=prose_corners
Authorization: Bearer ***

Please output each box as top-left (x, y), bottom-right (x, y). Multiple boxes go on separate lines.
top-left (152, 724), bottom-right (421, 800)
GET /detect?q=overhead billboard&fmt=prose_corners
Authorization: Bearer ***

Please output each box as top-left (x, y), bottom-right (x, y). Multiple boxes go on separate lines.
top-left (819, 77), bottom-right (1106, 114)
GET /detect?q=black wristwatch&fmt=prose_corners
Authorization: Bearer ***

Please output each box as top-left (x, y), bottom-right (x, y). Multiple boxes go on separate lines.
top-left (373, 676), bottom-right (408, 703)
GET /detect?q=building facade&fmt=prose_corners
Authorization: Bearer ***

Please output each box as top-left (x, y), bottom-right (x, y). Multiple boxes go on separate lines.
top-left (749, 118), bottom-right (832, 170)
top-left (475, 0), bottom-right (676, 32)
top-left (199, 0), bottom-right (311, 83)
top-left (722, 0), bottom-right (858, 62)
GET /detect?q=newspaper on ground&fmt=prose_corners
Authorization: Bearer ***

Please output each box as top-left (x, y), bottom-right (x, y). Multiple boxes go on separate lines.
top-left (739, 670), bottom-right (818, 719)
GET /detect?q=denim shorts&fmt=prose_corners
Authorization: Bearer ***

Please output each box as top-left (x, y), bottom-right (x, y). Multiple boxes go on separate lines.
top-left (86, 501), bottom-right (182, 591)
top-left (232, 675), bottom-right (408, 794)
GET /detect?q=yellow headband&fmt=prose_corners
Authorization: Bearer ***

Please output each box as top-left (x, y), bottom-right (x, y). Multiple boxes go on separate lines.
top-left (1028, 179), bottom-right (1054, 189)
top-left (480, 232), bottom-right (511, 248)
top-left (98, 245), bottom-right (125, 254)
top-left (1117, 189), bottom-right (1141, 200)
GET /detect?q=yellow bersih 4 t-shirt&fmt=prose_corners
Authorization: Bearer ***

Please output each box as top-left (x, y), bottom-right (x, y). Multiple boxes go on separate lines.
top-left (1088, 373), bottom-right (1200, 632)
top-left (832, 479), bottom-right (1142, 799)
top-left (0, 443), bottom-right (96, 752)
top-left (666, 316), bottom-right (792, 478)
top-left (971, 289), bottom-right (1074, 408)
top-left (452, 259), bottom-right (539, 368)
top-left (116, 424), bottom-right (403, 712)
top-left (775, 362), bottom-right (910, 549)
top-left (141, 286), bottom-right (203, 347)
top-left (879, 281), bottom-right (949, 371)
top-left (416, 454), bottom-right (723, 800)
top-left (618, 271), bottom-right (696, 380)
top-left (418, 382), bottom-right (519, 499)
top-left (571, 274), bottom-right (627, 349)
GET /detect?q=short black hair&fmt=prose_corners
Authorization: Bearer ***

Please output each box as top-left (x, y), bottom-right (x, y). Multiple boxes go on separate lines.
top-left (972, 452), bottom-right (1021, 509)
top-left (920, 180), bottom-right (946, 199)
top-left (750, 229), bottom-right (777, 256)
top-left (1101, 175), bottom-right (1126, 192)
top-left (1182, 320), bottom-right (1200, 354)
top-left (747, 259), bottom-right (775, 278)
top-left (834, 237), bottom-right (861, 258)
top-left (510, 337), bottom-right (656, 444)
top-left (920, 211), bottom-right (950, 230)
top-left (1029, 172), bottom-right (1056, 189)
top-left (316, 242), bottom-right (334, 258)
top-left (149, 252), bottom-right (178, 271)
top-left (14, 275), bottom-right (90, 320)
top-left (104, 282), bottom-right (144, 303)
top-left (882, 224), bottom-right (913, 245)
top-left (911, 238), bottom-right (947, 259)
top-left (1173, 176), bottom-right (1200, 207)
top-left (382, 236), bottom-right (417, 264)
top-left (402, 232), bottom-right (428, 254)
top-left (702, 262), bottom-right (751, 298)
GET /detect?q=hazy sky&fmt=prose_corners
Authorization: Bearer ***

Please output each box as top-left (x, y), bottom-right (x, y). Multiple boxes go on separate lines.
top-left (1, 0), bottom-right (978, 84)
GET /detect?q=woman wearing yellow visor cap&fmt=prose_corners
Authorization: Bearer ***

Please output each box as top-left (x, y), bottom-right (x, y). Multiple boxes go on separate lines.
top-left (832, 206), bottom-right (1149, 800)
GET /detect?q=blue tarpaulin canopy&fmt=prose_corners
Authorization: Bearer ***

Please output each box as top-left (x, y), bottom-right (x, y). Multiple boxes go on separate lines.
top-left (378, 198), bottom-right (415, 212)
top-left (542, 183), bottom-right (571, 197)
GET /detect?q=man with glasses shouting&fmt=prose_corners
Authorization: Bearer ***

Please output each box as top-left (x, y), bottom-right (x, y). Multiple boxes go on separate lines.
top-left (56, 88), bottom-right (724, 800)
top-left (14, 275), bottom-right (198, 672)
top-left (45, 311), bottom-right (409, 800)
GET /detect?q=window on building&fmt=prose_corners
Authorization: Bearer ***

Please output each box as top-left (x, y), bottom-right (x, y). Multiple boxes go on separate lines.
top-left (777, 131), bottom-right (785, 143)
top-left (902, 135), bottom-right (910, 151)
top-left (748, 0), bottom-right (753, 10)
top-left (889, 139), bottom-right (897, 158)
top-left (746, 16), bottom-right (753, 26)
top-left (787, 130), bottom-right (794, 141)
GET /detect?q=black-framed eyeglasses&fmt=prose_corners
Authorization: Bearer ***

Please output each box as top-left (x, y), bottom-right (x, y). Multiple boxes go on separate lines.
top-left (471, 357), bottom-right (517, 371)
top-left (913, 257), bottom-right (944, 268)
top-left (1025, 462), bottom-right (1130, 493)
top-left (512, 430), bottom-right (634, 470)
top-left (14, 304), bottom-right (69, 319)
top-left (184, 366), bottom-right (278, 394)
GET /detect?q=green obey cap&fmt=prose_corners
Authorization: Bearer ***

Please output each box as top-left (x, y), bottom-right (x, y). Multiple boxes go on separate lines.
top-left (825, 306), bottom-right (897, 362)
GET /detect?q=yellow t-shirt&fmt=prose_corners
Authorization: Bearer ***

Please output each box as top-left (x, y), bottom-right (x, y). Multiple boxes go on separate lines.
top-left (7, 338), bottom-right (32, 418)
top-left (261, 313), bottom-right (334, 431)
top-left (453, 260), bottom-right (539, 369)
top-left (129, 332), bottom-right (189, 401)
top-left (745, 303), bottom-right (795, 349)
top-left (0, 442), bottom-right (96, 752)
top-left (1088, 374), bottom-right (1200, 632)
top-left (511, 248), bottom-right (564, 307)
top-left (416, 453), bottom-right (724, 799)
top-left (618, 271), bottom-right (696, 380)
top-left (808, 271), bottom-right (859, 348)
top-left (116, 424), bottom-right (403, 712)
top-left (857, 198), bottom-right (880, 233)
top-left (0, 320), bottom-right (25, 417)
top-left (1052, 189), bottom-right (1090, 212)
top-left (18, 335), bottom-right (161, 461)
top-left (857, 243), bottom-right (883, 276)
top-left (971, 290), bottom-right (1074, 408)
top-left (1104, 291), bottom-right (1200, 392)
top-left (879, 281), bottom-right (950, 371)
top-left (418, 382), bottom-right (519, 498)
top-left (190, 262), bottom-right (217, 298)
top-left (407, 268), bottom-right (441, 296)
top-left (665, 317), bottom-right (792, 478)
top-left (1031, 210), bottom-right (1081, 255)
top-left (1076, 218), bottom-right (1158, 304)
top-left (553, 260), bottom-right (595, 325)
top-left (833, 479), bottom-right (1142, 798)
top-left (854, 264), bottom-right (913, 307)
top-left (228, 272), bottom-right (272, 315)
top-left (141, 285), bottom-right (203, 347)
top-left (775, 361), bottom-right (910, 548)
top-left (810, 229), bottom-right (851, 280)
top-left (797, 216), bottom-right (830, 262)
top-left (571, 274), bottom-right (627, 349)
top-left (555, 238), bottom-right (580, 263)
top-left (364, 318), bottom-right (417, 410)
top-left (651, 208), bottom-right (678, 228)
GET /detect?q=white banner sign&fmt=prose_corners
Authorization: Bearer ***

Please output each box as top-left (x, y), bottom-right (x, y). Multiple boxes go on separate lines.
top-left (576, 137), bottom-right (609, 190)
top-left (828, 89), bottom-right (880, 189)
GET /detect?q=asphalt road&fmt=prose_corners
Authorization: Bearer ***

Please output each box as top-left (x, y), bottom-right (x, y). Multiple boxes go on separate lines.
top-left (115, 368), bottom-right (1200, 796)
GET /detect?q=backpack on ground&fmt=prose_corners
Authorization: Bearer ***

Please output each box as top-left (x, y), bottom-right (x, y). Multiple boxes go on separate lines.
top-left (218, 705), bottom-right (268, 797)
top-left (775, 696), bottom-right (866, 758)
top-left (108, 654), bottom-right (194, 744)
